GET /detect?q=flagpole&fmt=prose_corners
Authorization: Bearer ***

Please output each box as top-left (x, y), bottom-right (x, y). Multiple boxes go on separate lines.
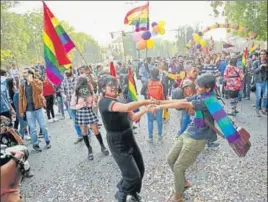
top-left (75, 47), bottom-right (89, 66)
top-left (145, 1), bottom-right (150, 61)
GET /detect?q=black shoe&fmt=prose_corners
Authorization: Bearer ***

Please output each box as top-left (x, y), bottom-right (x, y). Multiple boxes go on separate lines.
top-left (207, 142), bottom-right (220, 148)
top-left (115, 191), bottom-right (127, 202)
top-left (228, 112), bottom-right (236, 117)
top-left (74, 137), bottom-right (83, 144)
top-left (33, 144), bottom-right (42, 152)
top-left (101, 146), bottom-right (109, 156)
top-left (24, 169), bottom-right (34, 178)
top-left (130, 193), bottom-right (144, 202)
top-left (88, 147), bottom-right (94, 161)
top-left (44, 141), bottom-right (51, 149)
top-left (256, 110), bottom-right (262, 117)
top-left (133, 126), bottom-right (138, 130)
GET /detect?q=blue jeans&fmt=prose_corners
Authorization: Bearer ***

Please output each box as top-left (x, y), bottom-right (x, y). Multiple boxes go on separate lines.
top-left (68, 108), bottom-right (83, 138)
top-left (17, 117), bottom-right (28, 139)
top-left (178, 111), bottom-right (191, 136)
top-left (256, 82), bottom-right (268, 110)
top-left (26, 109), bottom-right (49, 145)
top-left (147, 110), bottom-right (163, 138)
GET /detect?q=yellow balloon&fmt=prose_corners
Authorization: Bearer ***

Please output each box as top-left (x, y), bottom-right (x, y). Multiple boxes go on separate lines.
top-left (159, 28), bottom-right (166, 35)
top-left (146, 39), bottom-right (155, 48)
top-left (158, 20), bottom-right (166, 28)
top-left (200, 39), bottom-right (207, 48)
top-left (193, 33), bottom-right (201, 43)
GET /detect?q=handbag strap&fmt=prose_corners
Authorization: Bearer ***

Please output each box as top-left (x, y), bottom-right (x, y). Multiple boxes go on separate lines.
top-left (204, 118), bottom-right (225, 139)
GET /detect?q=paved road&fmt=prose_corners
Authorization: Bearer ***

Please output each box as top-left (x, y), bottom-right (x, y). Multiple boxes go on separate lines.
top-left (21, 81), bottom-right (267, 202)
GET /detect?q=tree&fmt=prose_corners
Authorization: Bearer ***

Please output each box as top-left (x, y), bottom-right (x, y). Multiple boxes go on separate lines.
top-left (210, 1), bottom-right (267, 41)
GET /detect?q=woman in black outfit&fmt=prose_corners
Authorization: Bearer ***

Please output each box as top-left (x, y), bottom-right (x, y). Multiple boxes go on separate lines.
top-left (98, 75), bottom-right (155, 202)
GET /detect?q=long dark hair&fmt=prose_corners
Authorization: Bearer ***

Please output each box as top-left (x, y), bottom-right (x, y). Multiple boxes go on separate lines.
top-left (6, 77), bottom-right (15, 101)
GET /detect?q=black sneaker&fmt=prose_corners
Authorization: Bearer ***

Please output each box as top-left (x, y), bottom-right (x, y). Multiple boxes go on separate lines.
top-left (130, 193), bottom-right (144, 202)
top-left (88, 147), bottom-right (94, 161)
top-left (24, 169), bottom-right (34, 178)
top-left (74, 137), bottom-right (83, 144)
top-left (33, 144), bottom-right (42, 152)
top-left (256, 110), bottom-right (262, 117)
top-left (115, 191), bottom-right (127, 202)
top-left (44, 141), bottom-right (51, 149)
top-left (207, 142), bottom-right (220, 148)
top-left (101, 146), bottom-right (109, 156)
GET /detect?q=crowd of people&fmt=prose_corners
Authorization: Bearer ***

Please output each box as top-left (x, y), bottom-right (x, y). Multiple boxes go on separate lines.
top-left (0, 48), bottom-right (267, 202)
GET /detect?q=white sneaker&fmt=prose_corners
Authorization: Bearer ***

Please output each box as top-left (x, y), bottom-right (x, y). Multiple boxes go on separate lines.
top-left (53, 117), bottom-right (59, 122)
top-left (48, 119), bottom-right (54, 123)
top-left (25, 136), bottom-right (31, 140)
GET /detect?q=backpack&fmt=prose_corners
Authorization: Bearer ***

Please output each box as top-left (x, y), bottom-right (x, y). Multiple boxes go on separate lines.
top-left (147, 80), bottom-right (164, 100)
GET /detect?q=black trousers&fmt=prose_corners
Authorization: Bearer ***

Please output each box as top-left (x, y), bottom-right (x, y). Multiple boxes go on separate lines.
top-left (45, 95), bottom-right (55, 119)
top-left (243, 74), bottom-right (252, 98)
top-left (107, 129), bottom-right (145, 198)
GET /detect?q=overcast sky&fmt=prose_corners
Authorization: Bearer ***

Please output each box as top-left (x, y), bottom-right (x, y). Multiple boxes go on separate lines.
top-left (12, 1), bottom-right (226, 45)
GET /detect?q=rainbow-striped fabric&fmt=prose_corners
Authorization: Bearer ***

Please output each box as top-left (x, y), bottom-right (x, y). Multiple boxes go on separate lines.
top-left (43, 2), bottom-right (75, 86)
top-left (127, 68), bottom-right (139, 118)
top-left (124, 2), bottom-right (149, 32)
top-left (127, 67), bottom-right (138, 102)
top-left (194, 91), bottom-right (240, 143)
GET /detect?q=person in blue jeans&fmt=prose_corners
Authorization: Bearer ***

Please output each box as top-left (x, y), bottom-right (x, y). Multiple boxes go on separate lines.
top-left (252, 50), bottom-right (268, 117)
top-left (13, 92), bottom-right (28, 139)
top-left (60, 68), bottom-right (90, 144)
top-left (144, 68), bottom-right (167, 143)
top-left (19, 68), bottom-right (51, 152)
top-left (172, 80), bottom-right (195, 137)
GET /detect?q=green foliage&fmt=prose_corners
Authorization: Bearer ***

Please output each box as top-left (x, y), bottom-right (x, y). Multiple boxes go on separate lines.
top-left (210, 1), bottom-right (267, 41)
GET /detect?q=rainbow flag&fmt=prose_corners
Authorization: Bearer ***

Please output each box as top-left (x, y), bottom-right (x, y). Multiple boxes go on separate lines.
top-left (43, 2), bottom-right (75, 86)
top-left (128, 67), bottom-right (138, 102)
top-left (249, 42), bottom-right (256, 54)
top-left (222, 42), bottom-right (234, 49)
top-left (124, 1), bottom-right (149, 32)
top-left (242, 47), bottom-right (249, 69)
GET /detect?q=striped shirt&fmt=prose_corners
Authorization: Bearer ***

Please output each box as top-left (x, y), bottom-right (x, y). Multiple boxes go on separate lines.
top-left (60, 76), bottom-right (77, 105)
top-left (199, 64), bottom-right (220, 76)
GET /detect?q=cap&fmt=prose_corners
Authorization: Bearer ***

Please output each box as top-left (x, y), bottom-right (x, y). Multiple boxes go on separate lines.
top-left (196, 74), bottom-right (216, 89)
top-left (172, 87), bottom-right (184, 99)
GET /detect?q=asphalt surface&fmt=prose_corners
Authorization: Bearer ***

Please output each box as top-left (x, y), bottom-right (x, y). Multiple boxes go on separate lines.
top-left (21, 81), bottom-right (267, 202)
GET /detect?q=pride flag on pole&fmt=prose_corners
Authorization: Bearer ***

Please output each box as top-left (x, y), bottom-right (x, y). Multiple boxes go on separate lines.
top-left (127, 68), bottom-right (139, 121)
top-left (124, 1), bottom-right (149, 32)
top-left (242, 47), bottom-right (249, 69)
top-left (43, 1), bottom-right (75, 85)
top-left (128, 67), bottom-right (138, 102)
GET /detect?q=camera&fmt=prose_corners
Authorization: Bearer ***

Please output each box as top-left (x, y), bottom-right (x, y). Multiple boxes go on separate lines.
top-left (0, 144), bottom-right (29, 167)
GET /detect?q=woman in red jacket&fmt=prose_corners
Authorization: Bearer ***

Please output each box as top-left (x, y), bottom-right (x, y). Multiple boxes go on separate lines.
top-left (43, 75), bottom-right (58, 123)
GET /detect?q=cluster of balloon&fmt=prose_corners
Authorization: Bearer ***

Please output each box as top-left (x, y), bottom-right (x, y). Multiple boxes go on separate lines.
top-left (133, 20), bottom-right (166, 50)
top-left (187, 32), bottom-right (208, 50)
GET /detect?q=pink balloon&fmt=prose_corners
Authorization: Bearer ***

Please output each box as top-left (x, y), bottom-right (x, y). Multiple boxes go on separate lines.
top-left (133, 32), bottom-right (142, 42)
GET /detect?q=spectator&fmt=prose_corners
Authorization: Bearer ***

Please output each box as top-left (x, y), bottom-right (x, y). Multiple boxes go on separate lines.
top-left (0, 68), bottom-right (16, 125)
top-left (43, 74), bottom-right (58, 123)
top-left (252, 50), bottom-right (268, 117)
top-left (19, 68), bottom-right (51, 152)
top-left (60, 66), bottom-right (87, 143)
top-left (224, 58), bottom-right (244, 116)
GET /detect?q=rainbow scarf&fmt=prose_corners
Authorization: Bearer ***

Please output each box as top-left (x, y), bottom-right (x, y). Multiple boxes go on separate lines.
top-left (194, 91), bottom-right (240, 143)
